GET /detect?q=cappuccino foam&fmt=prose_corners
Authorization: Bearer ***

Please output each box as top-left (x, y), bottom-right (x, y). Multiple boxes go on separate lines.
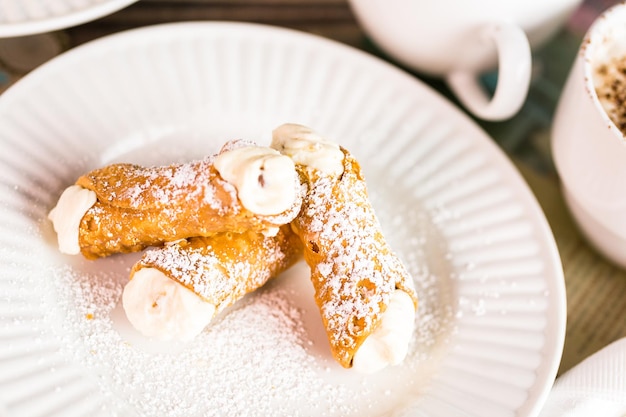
top-left (594, 55), bottom-right (626, 134)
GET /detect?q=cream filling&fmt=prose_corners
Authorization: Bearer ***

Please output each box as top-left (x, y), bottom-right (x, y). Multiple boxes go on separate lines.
top-left (271, 123), bottom-right (344, 177)
top-left (352, 290), bottom-right (416, 374)
top-left (48, 185), bottom-right (97, 255)
top-left (122, 268), bottom-right (216, 342)
top-left (214, 145), bottom-right (297, 216)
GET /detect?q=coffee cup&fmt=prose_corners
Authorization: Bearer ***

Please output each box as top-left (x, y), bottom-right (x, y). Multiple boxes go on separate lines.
top-left (348, 0), bottom-right (582, 120)
top-left (552, 2), bottom-right (626, 268)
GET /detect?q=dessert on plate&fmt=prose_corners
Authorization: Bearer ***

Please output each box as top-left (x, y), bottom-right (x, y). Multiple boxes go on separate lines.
top-left (123, 225), bottom-right (303, 341)
top-left (48, 140), bottom-right (303, 259)
top-left (272, 123), bottom-right (418, 373)
top-left (48, 123), bottom-right (419, 373)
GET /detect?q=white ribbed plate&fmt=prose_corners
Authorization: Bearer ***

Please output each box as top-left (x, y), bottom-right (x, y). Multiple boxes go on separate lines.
top-left (0, 0), bottom-right (137, 37)
top-left (0, 23), bottom-right (565, 417)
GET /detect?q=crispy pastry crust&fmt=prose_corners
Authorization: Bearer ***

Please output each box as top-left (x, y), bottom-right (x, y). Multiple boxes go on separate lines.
top-left (291, 148), bottom-right (418, 368)
top-left (75, 143), bottom-right (303, 259)
top-left (130, 224), bottom-right (303, 314)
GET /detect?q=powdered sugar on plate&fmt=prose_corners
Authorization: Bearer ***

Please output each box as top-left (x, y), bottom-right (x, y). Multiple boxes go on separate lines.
top-left (34, 162), bottom-right (457, 417)
top-left (41, 264), bottom-right (348, 417)
top-left (27, 134), bottom-right (457, 416)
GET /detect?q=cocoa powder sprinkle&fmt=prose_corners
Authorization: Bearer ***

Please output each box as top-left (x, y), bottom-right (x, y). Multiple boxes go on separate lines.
top-left (594, 55), bottom-right (626, 133)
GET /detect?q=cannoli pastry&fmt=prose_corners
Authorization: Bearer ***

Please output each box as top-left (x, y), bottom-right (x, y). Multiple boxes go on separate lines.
top-left (48, 141), bottom-right (304, 259)
top-left (272, 123), bottom-right (418, 373)
top-left (122, 224), bottom-right (303, 341)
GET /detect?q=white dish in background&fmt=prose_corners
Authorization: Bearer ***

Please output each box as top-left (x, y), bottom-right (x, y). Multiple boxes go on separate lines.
top-left (552, 2), bottom-right (626, 269)
top-left (0, 0), bottom-right (138, 38)
top-left (0, 22), bottom-right (565, 417)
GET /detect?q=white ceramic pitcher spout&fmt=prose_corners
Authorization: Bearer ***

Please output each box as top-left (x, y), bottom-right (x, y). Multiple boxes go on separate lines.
top-left (446, 22), bottom-right (531, 120)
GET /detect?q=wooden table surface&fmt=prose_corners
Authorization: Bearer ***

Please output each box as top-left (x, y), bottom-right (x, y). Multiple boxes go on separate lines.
top-left (69, 0), bottom-right (363, 48)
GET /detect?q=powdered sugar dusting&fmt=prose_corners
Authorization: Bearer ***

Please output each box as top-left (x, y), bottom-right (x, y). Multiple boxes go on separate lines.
top-left (76, 145), bottom-right (306, 258)
top-left (30, 143), bottom-right (458, 417)
top-left (367, 166), bottom-right (457, 373)
top-left (35, 167), bottom-right (457, 416)
top-left (40, 265), bottom-right (351, 417)
top-left (85, 156), bottom-right (234, 213)
top-left (293, 152), bottom-right (418, 367)
top-left (135, 230), bottom-right (292, 312)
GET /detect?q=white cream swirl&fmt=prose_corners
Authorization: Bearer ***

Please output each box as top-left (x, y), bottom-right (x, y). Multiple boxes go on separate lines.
top-left (48, 185), bottom-right (97, 255)
top-left (214, 146), bottom-right (297, 216)
top-left (122, 268), bottom-right (216, 342)
top-left (271, 123), bottom-right (344, 177)
top-left (351, 290), bottom-right (416, 374)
